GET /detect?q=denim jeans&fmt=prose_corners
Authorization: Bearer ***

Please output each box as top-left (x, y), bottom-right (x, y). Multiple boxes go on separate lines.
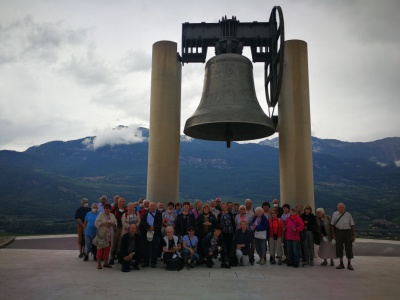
top-left (286, 240), bottom-right (301, 266)
top-left (302, 231), bottom-right (314, 264)
top-left (181, 249), bottom-right (200, 262)
top-left (84, 235), bottom-right (94, 255)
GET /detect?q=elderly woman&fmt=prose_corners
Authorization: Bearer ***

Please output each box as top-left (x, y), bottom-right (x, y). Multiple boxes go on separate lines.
top-left (234, 220), bottom-right (252, 266)
top-left (300, 205), bottom-right (319, 266)
top-left (162, 226), bottom-right (181, 264)
top-left (191, 200), bottom-right (203, 219)
top-left (122, 202), bottom-right (141, 235)
top-left (196, 204), bottom-right (217, 259)
top-left (268, 208), bottom-right (283, 265)
top-left (83, 203), bottom-right (99, 261)
top-left (94, 203), bottom-right (117, 269)
top-left (234, 205), bottom-right (251, 230)
top-left (284, 208), bottom-right (305, 268)
top-left (316, 208), bottom-right (336, 266)
top-left (162, 202), bottom-right (178, 229)
top-left (251, 207), bottom-right (269, 265)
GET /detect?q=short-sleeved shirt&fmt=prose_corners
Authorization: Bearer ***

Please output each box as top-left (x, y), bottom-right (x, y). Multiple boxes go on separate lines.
top-left (84, 212), bottom-right (99, 237)
top-left (182, 235), bottom-right (198, 249)
top-left (75, 206), bottom-right (90, 223)
top-left (331, 211), bottom-right (355, 230)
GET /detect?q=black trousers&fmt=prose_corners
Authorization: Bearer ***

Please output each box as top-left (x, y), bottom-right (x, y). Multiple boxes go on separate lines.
top-left (335, 229), bottom-right (353, 259)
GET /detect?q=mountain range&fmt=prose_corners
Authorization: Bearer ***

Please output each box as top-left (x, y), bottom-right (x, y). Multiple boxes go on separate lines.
top-left (0, 127), bottom-right (399, 237)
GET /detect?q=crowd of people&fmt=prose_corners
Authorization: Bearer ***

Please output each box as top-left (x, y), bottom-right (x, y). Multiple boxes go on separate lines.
top-left (75, 196), bottom-right (356, 272)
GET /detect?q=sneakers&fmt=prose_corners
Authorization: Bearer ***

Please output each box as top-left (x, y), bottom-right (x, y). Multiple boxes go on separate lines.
top-left (336, 263), bottom-right (345, 269)
top-left (83, 255), bottom-right (89, 262)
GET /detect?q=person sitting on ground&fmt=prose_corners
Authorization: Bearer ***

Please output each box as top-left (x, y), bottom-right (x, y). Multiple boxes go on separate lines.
top-left (316, 208), bottom-right (336, 266)
top-left (119, 223), bottom-right (142, 272)
top-left (181, 226), bottom-right (200, 269)
top-left (268, 208), bottom-right (284, 265)
top-left (233, 220), bottom-right (252, 266)
top-left (83, 203), bottom-right (99, 261)
top-left (162, 226), bottom-right (181, 264)
top-left (204, 225), bottom-right (231, 269)
top-left (251, 207), bottom-right (269, 265)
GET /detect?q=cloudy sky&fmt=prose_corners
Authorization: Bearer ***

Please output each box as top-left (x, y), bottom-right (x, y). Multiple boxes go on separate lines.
top-left (0, 0), bottom-right (399, 151)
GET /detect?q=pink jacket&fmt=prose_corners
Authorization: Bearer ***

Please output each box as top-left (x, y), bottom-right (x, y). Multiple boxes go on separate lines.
top-left (284, 215), bottom-right (304, 241)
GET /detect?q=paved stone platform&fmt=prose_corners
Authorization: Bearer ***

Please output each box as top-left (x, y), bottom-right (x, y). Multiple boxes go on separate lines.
top-left (0, 235), bottom-right (399, 300)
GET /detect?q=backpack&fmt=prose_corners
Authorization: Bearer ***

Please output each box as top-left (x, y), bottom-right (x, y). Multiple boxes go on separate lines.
top-left (165, 256), bottom-right (184, 271)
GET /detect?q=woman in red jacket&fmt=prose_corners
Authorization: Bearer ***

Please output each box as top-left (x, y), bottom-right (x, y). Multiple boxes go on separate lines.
top-left (268, 208), bottom-right (283, 265)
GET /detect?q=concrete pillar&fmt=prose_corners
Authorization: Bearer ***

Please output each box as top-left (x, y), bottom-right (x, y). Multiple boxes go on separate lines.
top-left (146, 41), bottom-right (182, 203)
top-left (278, 40), bottom-right (315, 210)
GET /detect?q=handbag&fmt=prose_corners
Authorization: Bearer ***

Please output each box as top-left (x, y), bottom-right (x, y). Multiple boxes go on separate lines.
top-left (254, 230), bottom-right (267, 240)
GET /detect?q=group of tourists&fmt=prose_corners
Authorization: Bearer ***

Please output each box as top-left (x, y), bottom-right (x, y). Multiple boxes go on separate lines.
top-left (75, 196), bottom-right (356, 272)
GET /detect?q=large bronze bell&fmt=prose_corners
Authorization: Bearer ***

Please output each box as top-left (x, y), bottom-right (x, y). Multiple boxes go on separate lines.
top-left (184, 53), bottom-right (276, 147)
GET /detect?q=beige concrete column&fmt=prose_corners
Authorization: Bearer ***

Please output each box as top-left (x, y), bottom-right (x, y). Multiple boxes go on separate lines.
top-left (146, 41), bottom-right (181, 203)
top-left (278, 40), bottom-right (315, 210)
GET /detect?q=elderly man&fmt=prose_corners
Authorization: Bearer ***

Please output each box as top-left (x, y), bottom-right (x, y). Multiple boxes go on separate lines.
top-left (331, 202), bottom-right (356, 270)
top-left (245, 198), bottom-right (255, 218)
top-left (139, 199), bottom-right (150, 219)
top-left (140, 202), bottom-right (162, 268)
top-left (75, 198), bottom-right (90, 258)
top-left (97, 195), bottom-right (108, 213)
top-left (272, 199), bottom-right (283, 218)
top-left (109, 197), bottom-right (127, 265)
top-left (119, 224), bottom-right (142, 272)
top-left (209, 199), bottom-right (220, 218)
